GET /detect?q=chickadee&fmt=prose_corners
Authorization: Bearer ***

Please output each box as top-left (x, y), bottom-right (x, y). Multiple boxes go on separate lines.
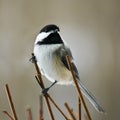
top-left (33, 24), bottom-right (105, 113)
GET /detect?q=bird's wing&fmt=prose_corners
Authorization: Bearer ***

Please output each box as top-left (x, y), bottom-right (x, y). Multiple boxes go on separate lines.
top-left (57, 45), bottom-right (80, 80)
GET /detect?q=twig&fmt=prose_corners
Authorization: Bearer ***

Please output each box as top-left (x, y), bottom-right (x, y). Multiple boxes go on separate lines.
top-left (5, 84), bottom-right (18, 120)
top-left (35, 76), bottom-right (43, 89)
top-left (26, 108), bottom-right (33, 120)
top-left (66, 55), bottom-right (92, 120)
top-left (78, 97), bottom-right (81, 120)
top-left (46, 94), bottom-right (69, 120)
top-left (64, 102), bottom-right (76, 120)
top-left (39, 95), bottom-right (44, 120)
top-left (31, 53), bottom-right (55, 120)
top-left (3, 110), bottom-right (14, 120)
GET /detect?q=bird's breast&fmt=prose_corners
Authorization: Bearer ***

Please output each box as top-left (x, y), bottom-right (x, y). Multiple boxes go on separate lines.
top-left (34, 45), bottom-right (72, 84)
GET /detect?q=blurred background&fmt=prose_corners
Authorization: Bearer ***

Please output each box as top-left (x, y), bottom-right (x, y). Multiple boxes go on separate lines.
top-left (0, 0), bottom-right (120, 120)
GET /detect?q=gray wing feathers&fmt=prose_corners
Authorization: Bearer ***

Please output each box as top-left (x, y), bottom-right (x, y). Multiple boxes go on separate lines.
top-left (58, 45), bottom-right (80, 80)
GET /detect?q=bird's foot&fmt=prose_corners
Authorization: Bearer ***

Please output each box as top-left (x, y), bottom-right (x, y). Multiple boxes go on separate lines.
top-left (42, 87), bottom-right (50, 95)
top-left (41, 81), bottom-right (57, 96)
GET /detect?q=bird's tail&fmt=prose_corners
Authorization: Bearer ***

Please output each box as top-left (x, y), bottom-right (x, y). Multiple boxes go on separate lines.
top-left (78, 80), bottom-right (105, 113)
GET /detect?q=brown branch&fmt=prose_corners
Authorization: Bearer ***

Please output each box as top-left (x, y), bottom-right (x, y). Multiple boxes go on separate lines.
top-left (3, 110), bottom-right (14, 120)
top-left (66, 55), bottom-right (92, 120)
top-left (64, 103), bottom-right (76, 120)
top-left (5, 84), bottom-right (18, 120)
top-left (78, 97), bottom-right (81, 120)
top-left (31, 53), bottom-right (55, 120)
top-left (46, 94), bottom-right (69, 120)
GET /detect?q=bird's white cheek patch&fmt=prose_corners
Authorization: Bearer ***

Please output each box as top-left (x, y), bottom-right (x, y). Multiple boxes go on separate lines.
top-left (35, 31), bottom-right (54, 44)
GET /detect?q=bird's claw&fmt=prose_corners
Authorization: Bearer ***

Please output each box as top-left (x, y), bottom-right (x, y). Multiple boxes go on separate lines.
top-left (42, 88), bottom-right (49, 96)
top-left (41, 81), bottom-right (57, 95)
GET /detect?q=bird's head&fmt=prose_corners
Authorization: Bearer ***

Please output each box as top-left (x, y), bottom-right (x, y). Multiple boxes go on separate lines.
top-left (35, 24), bottom-right (63, 45)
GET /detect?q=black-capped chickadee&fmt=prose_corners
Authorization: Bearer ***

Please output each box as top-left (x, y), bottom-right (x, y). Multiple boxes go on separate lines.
top-left (33, 24), bottom-right (105, 113)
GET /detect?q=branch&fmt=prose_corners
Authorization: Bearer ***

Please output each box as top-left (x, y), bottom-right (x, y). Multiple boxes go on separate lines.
top-left (5, 84), bottom-right (18, 120)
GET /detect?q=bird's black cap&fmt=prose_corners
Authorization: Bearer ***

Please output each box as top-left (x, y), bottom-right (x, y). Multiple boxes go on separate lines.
top-left (40, 24), bottom-right (60, 33)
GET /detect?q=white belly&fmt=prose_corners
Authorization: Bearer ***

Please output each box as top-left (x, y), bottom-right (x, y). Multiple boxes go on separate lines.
top-left (34, 45), bottom-right (73, 85)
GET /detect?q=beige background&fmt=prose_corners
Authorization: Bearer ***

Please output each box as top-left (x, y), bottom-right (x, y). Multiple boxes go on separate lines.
top-left (0, 0), bottom-right (120, 120)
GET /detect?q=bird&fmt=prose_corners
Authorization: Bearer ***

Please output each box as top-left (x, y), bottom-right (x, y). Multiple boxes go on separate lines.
top-left (33, 24), bottom-right (105, 113)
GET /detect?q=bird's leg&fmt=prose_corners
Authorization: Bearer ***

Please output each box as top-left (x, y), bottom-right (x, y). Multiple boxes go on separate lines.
top-left (42, 81), bottom-right (57, 95)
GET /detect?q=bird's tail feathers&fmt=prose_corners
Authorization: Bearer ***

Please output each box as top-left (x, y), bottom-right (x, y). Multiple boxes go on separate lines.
top-left (78, 80), bottom-right (105, 113)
